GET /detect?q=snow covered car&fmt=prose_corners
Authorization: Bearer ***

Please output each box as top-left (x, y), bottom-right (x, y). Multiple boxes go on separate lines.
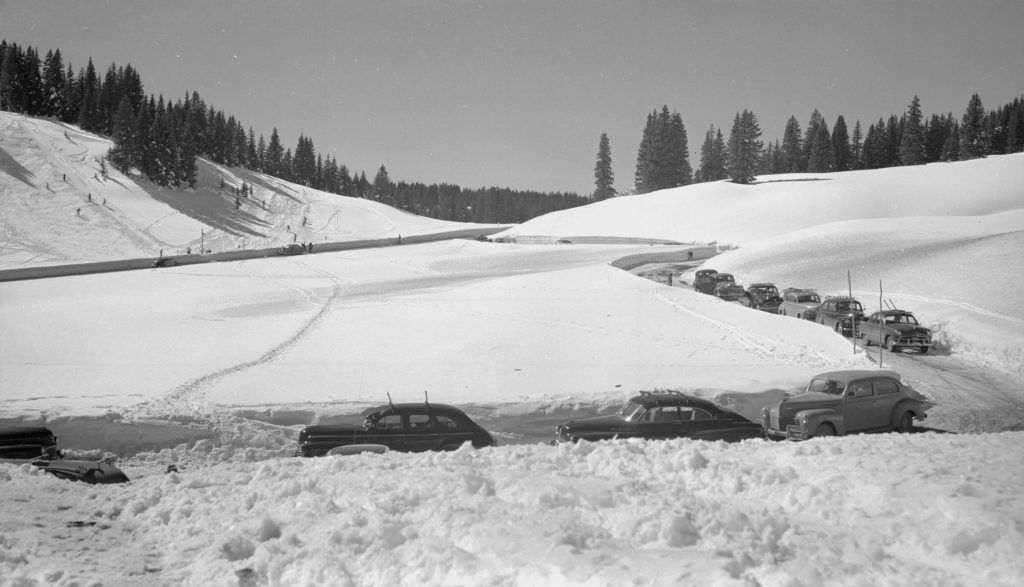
top-left (554, 391), bottom-right (763, 443)
top-left (692, 269), bottom-right (718, 294)
top-left (761, 370), bottom-right (929, 440)
top-left (712, 273), bottom-right (751, 304)
top-left (746, 283), bottom-right (783, 313)
top-left (859, 310), bottom-right (932, 353)
top-left (779, 288), bottom-right (821, 321)
top-left (816, 296), bottom-right (864, 336)
top-left (0, 427), bottom-right (130, 484)
top-left (296, 402), bottom-right (496, 457)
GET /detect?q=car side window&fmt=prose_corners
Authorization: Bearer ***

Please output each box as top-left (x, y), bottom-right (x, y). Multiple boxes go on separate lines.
top-left (408, 414), bottom-right (433, 428)
top-left (649, 407), bottom-right (679, 422)
top-left (375, 414), bottom-right (403, 429)
top-left (847, 381), bottom-right (874, 398)
top-left (875, 380), bottom-right (899, 395)
top-left (435, 416), bottom-right (459, 428)
top-left (691, 408), bottom-right (713, 420)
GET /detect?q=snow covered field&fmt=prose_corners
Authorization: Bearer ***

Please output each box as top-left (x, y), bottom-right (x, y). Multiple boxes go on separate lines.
top-left (2, 112), bottom-right (1024, 585)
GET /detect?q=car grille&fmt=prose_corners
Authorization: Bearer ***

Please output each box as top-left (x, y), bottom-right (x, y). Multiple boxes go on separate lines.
top-left (770, 410), bottom-right (780, 431)
top-left (898, 335), bottom-right (930, 345)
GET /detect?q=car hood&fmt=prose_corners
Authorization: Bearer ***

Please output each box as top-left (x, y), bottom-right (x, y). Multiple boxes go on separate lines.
top-left (561, 414), bottom-right (627, 431)
top-left (888, 324), bottom-right (931, 336)
top-left (779, 392), bottom-right (841, 411)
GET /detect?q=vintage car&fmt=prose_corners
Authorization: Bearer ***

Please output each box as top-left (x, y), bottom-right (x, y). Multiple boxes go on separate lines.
top-left (296, 401), bottom-right (496, 457)
top-left (859, 310), bottom-right (932, 353)
top-left (746, 283), bottom-right (783, 313)
top-left (279, 243), bottom-right (306, 255)
top-left (0, 427), bottom-right (129, 484)
top-left (762, 370), bottom-right (929, 440)
top-left (692, 269), bottom-right (719, 294)
top-left (554, 391), bottom-right (764, 444)
top-left (712, 273), bottom-right (750, 304)
top-left (779, 288), bottom-right (821, 321)
top-left (816, 295), bottom-right (864, 336)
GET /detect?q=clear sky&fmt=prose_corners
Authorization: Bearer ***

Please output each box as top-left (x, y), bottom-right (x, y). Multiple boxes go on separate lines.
top-left (2, 0), bottom-right (1022, 194)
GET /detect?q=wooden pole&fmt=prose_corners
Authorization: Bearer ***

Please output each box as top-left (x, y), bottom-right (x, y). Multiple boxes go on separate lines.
top-left (849, 270), bottom-right (856, 354)
top-left (878, 280), bottom-right (884, 368)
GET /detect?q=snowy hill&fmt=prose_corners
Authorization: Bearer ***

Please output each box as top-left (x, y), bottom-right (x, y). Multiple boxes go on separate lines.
top-left (0, 112), bottom-right (496, 268)
top-left (497, 153), bottom-right (1024, 246)
top-left (2, 113), bottom-right (1024, 585)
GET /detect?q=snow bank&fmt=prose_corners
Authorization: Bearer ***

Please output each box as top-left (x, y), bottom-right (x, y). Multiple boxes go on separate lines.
top-left (2, 432), bottom-right (1021, 586)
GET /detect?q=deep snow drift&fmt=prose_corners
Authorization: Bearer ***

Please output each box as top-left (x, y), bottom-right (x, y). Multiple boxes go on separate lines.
top-left (2, 113), bottom-right (1024, 585)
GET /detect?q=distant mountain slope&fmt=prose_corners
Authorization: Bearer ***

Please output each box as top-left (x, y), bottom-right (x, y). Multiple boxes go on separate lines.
top-left (0, 112), bottom-right (496, 268)
top-left (498, 153), bottom-right (1024, 245)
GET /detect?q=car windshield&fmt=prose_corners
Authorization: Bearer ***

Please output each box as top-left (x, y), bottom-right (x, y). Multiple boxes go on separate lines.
top-left (716, 275), bottom-right (734, 282)
top-left (615, 401), bottom-right (647, 421)
top-left (836, 301), bottom-right (862, 312)
top-left (885, 314), bottom-right (918, 325)
top-left (797, 294), bottom-right (820, 303)
top-left (807, 378), bottom-right (846, 395)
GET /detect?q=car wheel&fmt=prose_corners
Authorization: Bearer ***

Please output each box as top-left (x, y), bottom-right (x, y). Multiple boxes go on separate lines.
top-left (920, 345), bottom-right (929, 354)
top-left (896, 412), bottom-right (914, 433)
top-left (738, 296), bottom-right (752, 307)
top-left (811, 424), bottom-right (836, 438)
top-left (885, 337), bottom-right (896, 352)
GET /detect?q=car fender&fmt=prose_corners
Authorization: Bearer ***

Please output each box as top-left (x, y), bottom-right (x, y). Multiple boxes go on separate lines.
top-left (890, 398), bottom-right (926, 426)
top-left (795, 408), bottom-right (846, 436)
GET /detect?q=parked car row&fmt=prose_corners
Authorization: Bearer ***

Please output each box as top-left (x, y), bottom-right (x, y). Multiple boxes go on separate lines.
top-left (691, 269), bottom-right (932, 353)
top-left (294, 368), bottom-right (931, 457)
top-left (0, 427), bottom-right (130, 484)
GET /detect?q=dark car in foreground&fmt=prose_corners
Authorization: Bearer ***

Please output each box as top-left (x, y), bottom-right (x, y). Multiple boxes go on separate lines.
top-left (762, 370), bottom-right (930, 440)
top-left (859, 310), bottom-right (932, 353)
top-left (747, 283), bottom-right (783, 313)
top-left (279, 243), bottom-right (306, 255)
top-left (0, 427), bottom-right (129, 484)
top-left (554, 391), bottom-right (764, 443)
top-left (297, 402), bottom-right (496, 457)
top-left (816, 295), bottom-right (864, 336)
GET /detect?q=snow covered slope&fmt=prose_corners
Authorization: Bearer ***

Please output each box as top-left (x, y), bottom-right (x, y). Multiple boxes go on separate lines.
top-left (0, 112), bottom-right (496, 268)
top-left (497, 154), bottom-right (1024, 246)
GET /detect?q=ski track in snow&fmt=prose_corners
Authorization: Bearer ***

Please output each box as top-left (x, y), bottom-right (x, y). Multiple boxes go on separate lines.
top-left (853, 289), bottom-right (1024, 325)
top-left (654, 290), bottom-right (844, 368)
top-left (125, 259), bottom-right (346, 421)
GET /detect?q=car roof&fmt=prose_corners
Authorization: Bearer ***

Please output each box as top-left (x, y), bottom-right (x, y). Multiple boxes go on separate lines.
top-left (811, 370), bottom-right (901, 384)
top-left (628, 391), bottom-right (721, 411)
top-left (875, 310), bottom-right (914, 316)
top-left (367, 403), bottom-right (469, 416)
top-left (749, 283), bottom-right (775, 287)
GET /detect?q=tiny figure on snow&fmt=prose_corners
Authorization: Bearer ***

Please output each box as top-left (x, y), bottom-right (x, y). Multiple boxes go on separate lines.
top-left (687, 251), bottom-right (693, 261)
top-left (76, 207), bottom-right (81, 216)
top-left (87, 193), bottom-right (91, 202)
top-left (63, 173), bottom-right (66, 181)
top-left (186, 246), bottom-right (192, 254)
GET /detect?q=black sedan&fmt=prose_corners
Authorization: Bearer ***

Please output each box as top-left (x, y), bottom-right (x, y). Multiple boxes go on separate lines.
top-left (296, 402), bottom-right (496, 457)
top-left (554, 391), bottom-right (764, 443)
top-left (0, 427), bottom-right (129, 484)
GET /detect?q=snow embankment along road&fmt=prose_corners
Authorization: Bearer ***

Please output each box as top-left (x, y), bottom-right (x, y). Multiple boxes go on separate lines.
top-left (2, 431), bottom-right (1022, 586)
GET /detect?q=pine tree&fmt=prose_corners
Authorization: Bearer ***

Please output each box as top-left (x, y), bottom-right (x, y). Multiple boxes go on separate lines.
top-left (77, 58), bottom-right (101, 132)
top-left (266, 127), bottom-right (284, 176)
top-left (697, 124), bottom-right (728, 182)
top-left (850, 120), bottom-right (863, 169)
top-left (634, 106), bottom-right (692, 193)
top-left (634, 112), bottom-right (655, 194)
top-left (961, 93), bottom-right (988, 159)
top-left (831, 116), bottom-right (851, 171)
top-left (726, 110), bottom-right (762, 184)
top-left (107, 95), bottom-right (136, 172)
top-left (899, 95), bottom-right (925, 165)
top-left (806, 114), bottom-right (833, 172)
top-left (593, 133), bottom-right (615, 200)
top-left (780, 116), bottom-right (802, 172)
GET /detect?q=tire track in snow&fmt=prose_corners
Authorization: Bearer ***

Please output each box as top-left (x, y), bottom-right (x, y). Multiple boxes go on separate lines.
top-left (128, 260), bottom-right (345, 419)
top-left (653, 290), bottom-right (847, 368)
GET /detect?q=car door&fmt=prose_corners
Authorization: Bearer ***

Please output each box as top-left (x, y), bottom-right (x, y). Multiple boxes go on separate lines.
top-left (842, 379), bottom-right (881, 432)
top-left (637, 406), bottom-right (686, 440)
top-left (683, 408), bottom-right (753, 441)
top-left (365, 412), bottom-right (406, 450)
top-left (872, 379), bottom-right (904, 427)
top-left (403, 411), bottom-right (439, 452)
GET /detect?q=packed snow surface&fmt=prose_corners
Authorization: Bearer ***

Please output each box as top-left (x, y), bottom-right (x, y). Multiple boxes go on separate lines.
top-left (2, 112), bottom-right (1024, 585)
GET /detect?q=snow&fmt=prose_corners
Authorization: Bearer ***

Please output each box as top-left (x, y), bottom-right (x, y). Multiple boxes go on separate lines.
top-left (2, 112), bottom-right (1024, 585)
